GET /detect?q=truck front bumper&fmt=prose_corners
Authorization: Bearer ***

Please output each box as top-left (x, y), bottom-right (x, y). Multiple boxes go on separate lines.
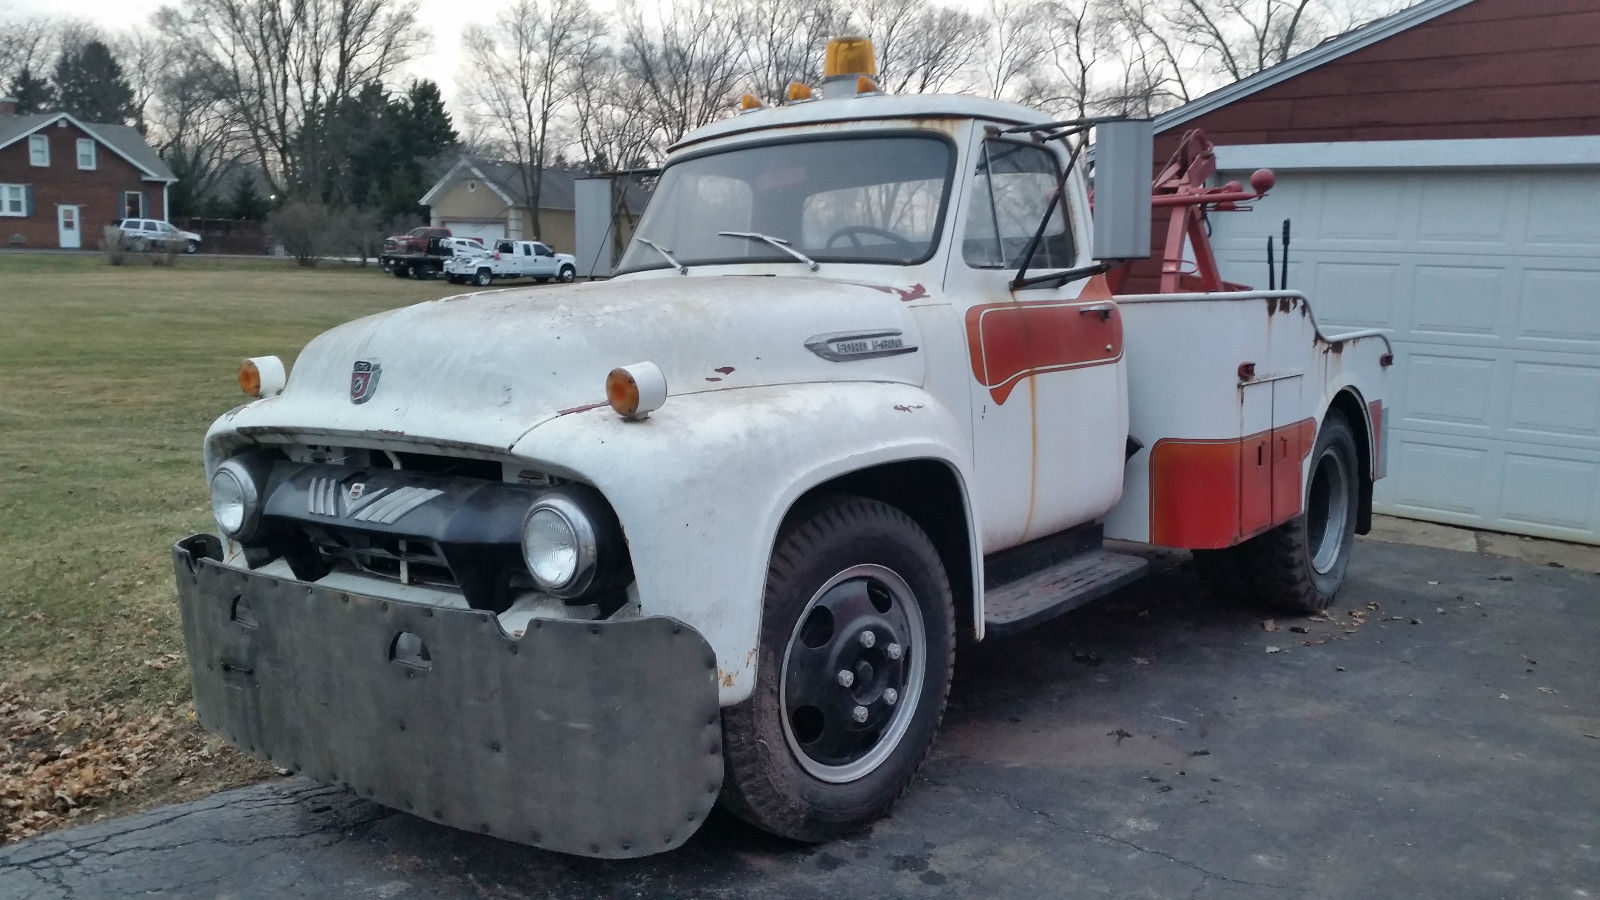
top-left (173, 534), bottom-right (723, 858)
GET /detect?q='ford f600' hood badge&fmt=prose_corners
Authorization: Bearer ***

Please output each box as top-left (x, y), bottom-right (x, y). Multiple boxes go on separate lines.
top-left (349, 360), bottom-right (380, 403)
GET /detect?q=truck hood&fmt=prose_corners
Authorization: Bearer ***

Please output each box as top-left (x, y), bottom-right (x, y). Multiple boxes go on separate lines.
top-left (221, 276), bottom-right (928, 451)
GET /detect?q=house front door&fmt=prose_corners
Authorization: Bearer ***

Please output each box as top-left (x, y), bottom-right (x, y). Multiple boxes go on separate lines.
top-left (57, 205), bottom-right (81, 249)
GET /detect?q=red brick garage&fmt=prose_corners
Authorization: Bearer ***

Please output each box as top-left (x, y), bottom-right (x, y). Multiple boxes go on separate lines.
top-left (1139, 0), bottom-right (1600, 544)
top-left (0, 109), bottom-right (175, 249)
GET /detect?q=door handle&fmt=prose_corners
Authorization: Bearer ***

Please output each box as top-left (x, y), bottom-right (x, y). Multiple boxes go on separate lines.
top-left (1079, 303), bottom-right (1115, 321)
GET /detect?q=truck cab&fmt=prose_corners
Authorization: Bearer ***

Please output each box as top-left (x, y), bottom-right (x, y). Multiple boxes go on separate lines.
top-left (175, 36), bottom-right (1389, 858)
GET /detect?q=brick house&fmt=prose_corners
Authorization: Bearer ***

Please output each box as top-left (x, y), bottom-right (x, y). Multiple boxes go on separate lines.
top-left (0, 99), bottom-right (177, 249)
top-left (1133, 0), bottom-right (1600, 544)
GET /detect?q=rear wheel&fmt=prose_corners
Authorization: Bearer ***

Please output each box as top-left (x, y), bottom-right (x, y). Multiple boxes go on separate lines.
top-left (720, 496), bottom-right (955, 842)
top-left (474, 268), bottom-right (493, 287)
top-left (1201, 415), bottom-right (1361, 613)
top-left (392, 263), bottom-right (410, 278)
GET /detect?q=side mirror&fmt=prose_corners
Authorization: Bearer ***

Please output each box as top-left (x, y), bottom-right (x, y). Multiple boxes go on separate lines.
top-left (1091, 119), bottom-right (1154, 260)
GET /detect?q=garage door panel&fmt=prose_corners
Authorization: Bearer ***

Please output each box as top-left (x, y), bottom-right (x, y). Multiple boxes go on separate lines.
top-left (1508, 361), bottom-right (1600, 440)
top-left (1212, 166), bottom-right (1600, 543)
top-left (1400, 353), bottom-right (1500, 429)
top-left (1517, 269), bottom-right (1600, 346)
top-left (1417, 175), bottom-right (1516, 245)
top-left (1411, 265), bottom-right (1505, 337)
top-left (1309, 260), bottom-right (1404, 329)
top-left (1499, 453), bottom-right (1599, 533)
top-left (1384, 439), bottom-right (1489, 516)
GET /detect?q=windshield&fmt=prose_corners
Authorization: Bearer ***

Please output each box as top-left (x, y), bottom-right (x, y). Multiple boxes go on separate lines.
top-left (617, 134), bottom-right (953, 274)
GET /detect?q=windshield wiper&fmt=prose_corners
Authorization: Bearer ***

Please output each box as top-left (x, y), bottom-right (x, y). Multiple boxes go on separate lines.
top-left (717, 231), bottom-right (819, 272)
top-left (638, 237), bottom-right (687, 274)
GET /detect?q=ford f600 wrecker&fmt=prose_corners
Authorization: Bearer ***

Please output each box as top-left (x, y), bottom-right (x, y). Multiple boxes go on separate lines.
top-left (176, 37), bottom-right (1390, 858)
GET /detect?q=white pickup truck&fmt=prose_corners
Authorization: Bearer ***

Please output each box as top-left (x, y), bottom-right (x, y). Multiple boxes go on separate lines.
top-left (175, 36), bottom-right (1390, 859)
top-left (444, 239), bottom-right (578, 286)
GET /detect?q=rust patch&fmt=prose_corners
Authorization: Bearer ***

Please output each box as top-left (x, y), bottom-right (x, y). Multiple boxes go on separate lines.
top-left (1326, 339), bottom-right (1345, 355)
top-left (718, 668), bottom-right (736, 688)
top-left (892, 404), bottom-right (924, 412)
top-left (555, 401), bottom-right (607, 416)
top-left (705, 377), bottom-right (722, 382)
top-left (713, 366), bottom-right (735, 375)
top-left (896, 283), bottom-right (928, 302)
top-left (375, 428), bottom-right (406, 436)
top-left (745, 648), bottom-right (758, 668)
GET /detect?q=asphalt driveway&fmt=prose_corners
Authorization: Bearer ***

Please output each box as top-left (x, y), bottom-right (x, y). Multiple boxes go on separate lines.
top-left (2, 540), bottom-right (1596, 899)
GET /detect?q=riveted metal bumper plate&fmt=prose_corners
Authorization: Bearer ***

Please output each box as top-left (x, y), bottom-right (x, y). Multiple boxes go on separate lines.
top-left (173, 535), bottom-right (723, 859)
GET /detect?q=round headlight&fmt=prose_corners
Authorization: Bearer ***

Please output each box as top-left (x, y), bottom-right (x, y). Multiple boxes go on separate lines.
top-left (521, 495), bottom-right (598, 597)
top-left (209, 459), bottom-right (262, 540)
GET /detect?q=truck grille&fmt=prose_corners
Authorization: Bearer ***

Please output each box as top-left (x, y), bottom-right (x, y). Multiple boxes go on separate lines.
top-left (306, 475), bottom-right (445, 524)
top-left (308, 528), bottom-right (457, 589)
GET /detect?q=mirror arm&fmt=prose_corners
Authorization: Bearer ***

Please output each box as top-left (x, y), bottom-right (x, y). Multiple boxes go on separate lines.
top-left (1010, 138), bottom-right (1088, 290)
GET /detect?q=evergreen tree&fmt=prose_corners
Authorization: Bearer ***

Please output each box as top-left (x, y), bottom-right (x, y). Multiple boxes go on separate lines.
top-left (10, 67), bottom-right (53, 114)
top-left (51, 40), bottom-right (135, 124)
top-left (227, 178), bottom-right (269, 221)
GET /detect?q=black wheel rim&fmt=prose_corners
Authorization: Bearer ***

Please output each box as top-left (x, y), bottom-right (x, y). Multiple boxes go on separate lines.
top-left (779, 564), bottom-right (925, 783)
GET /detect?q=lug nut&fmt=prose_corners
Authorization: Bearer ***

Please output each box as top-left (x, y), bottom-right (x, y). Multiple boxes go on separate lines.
top-left (883, 688), bottom-right (899, 706)
top-left (858, 630), bottom-right (876, 648)
top-left (836, 669), bottom-right (855, 688)
top-left (885, 643), bottom-right (903, 660)
top-left (851, 705), bottom-right (869, 724)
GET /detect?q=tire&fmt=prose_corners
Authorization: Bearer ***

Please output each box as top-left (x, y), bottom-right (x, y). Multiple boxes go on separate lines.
top-left (1222, 414), bottom-right (1361, 614)
top-left (558, 264), bottom-right (576, 283)
top-left (184, 240), bottom-right (199, 254)
top-left (129, 236), bottom-right (148, 253)
top-left (474, 268), bottom-right (493, 287)
top-left (720, 495), bottom-right (955, 842)
top-left (392, 263), bottom-right (410, 279)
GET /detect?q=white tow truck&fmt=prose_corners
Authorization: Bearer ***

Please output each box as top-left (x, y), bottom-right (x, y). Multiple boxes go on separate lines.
top-left (443, 239), bottom-right (578, 286)
top-left (177, 37), bottom-right (1390, 859)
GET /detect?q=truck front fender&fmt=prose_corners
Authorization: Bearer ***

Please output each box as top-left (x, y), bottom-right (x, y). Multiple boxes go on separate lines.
top-left (510, 382), bottom-right (979, 705)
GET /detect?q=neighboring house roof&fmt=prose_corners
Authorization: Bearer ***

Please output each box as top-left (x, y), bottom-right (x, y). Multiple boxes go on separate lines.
top-left (1153, 0), bottom-right (1478, 134)
top-left (420, 156), bottom-right (648, 212)
top-left (0, 111), bottom-right (177, 182)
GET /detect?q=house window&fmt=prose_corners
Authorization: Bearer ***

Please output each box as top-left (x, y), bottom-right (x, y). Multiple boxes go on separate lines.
top-left (124, 192), bottom-right (143, 219)
top-left (77, 139), bottom-right (96, 170)
top-left (28, 134), bottom-right (48, 167)
top-left (1, 184), bottom-right (25, 216)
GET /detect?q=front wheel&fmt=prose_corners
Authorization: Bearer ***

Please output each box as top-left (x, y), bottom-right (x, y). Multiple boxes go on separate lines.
top-left (720, 496), bottom-right (955, 842)
top-left (557, 264), bottom-right (576, 283)
top-left (183, 240), bottom-right (199, 254)
top-left (1206, 414), bottom-right (1361, 613)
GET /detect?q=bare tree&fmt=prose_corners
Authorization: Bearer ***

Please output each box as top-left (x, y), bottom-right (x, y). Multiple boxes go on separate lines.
top-left (856, 0), bottom-right (987, 95)
top-left (570, 44), bottom-right (659, 170)
top-left (1163, 0), bottom-right (1325, 82)
top-left (176, 0), bottom-right (422, 197)
top-left (114, 27), bottom-right (164, 133)
top-left (618, 0), bottom-right (749, 148)
top-left (0, 13), bottom-right (54, 89)
top-left (144, 9), bottom-right (249, 214)
top-left (983, 0), bottom-right (1047, 101)
top-left (734, 0), bottom-right (846, 98)
top-left (462, 0), bottom-right (605, 238)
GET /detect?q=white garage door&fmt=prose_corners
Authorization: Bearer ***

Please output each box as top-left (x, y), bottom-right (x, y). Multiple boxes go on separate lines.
top-left (1209, 167), bottom-right (1600, 545)
top-left (442, 220), bottom-right (504, 244)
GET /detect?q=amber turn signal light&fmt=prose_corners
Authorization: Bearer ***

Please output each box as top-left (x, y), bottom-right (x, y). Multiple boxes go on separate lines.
top-left (856, 75), bottom-right (879, 94)
top-left (739, 93), bottom-right (763, 111)
top-left (787, 82), bottom-right (813, 102)
top-left (239, 355), bottom-right (287, 398)
top-left (606, 362), bottom-right (667, 420)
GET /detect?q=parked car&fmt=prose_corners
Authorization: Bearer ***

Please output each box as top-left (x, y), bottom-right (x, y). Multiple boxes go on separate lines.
top-left (117, 218), bottom-right (202, 254)
top-left (444, 239), bottom-right (578, 285)
top-left (379, 226), bottom-right (470, 278)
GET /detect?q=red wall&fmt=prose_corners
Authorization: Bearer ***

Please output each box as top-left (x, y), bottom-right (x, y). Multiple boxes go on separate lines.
top-left (0, 119), bottom-right (165, 249)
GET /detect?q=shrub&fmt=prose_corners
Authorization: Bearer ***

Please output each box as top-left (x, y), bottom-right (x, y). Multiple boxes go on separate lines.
top-left (265, 199), bottom-right (336, 267)
top-left (101, 225), bottom-right (129, 266)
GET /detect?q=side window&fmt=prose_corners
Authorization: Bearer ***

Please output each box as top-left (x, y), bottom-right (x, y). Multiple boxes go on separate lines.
top-left (520, 244), bottom-right (532, 256)
top-left (143, 221), bottom-right (158, 232)
top-left (963, 140), bottom-right (1075, 270)
top-left (497, 241), bottom-right (513, 254)
top-left (536, 244), bottom-right (552, 256)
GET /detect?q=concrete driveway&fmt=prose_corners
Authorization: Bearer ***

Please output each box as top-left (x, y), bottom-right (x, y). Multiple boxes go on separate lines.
top-left (2, 540), bottom-right (1596, 899)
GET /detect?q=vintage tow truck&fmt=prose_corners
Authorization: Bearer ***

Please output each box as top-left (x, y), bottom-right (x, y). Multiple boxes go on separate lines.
top-left (175, 37), bottom-right (1390, 858)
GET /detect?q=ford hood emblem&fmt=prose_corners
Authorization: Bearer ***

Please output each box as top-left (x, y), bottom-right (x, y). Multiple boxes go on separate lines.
top-left (349, 360), bottom-right (380, 403)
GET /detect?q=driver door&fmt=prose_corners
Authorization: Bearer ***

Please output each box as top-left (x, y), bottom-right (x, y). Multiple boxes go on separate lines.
top-left (946, 125), bottom-right (1129, 551)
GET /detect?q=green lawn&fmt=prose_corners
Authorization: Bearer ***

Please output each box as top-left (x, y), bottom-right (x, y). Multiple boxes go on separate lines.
top-left (0, 254), bottom-right (459, 709)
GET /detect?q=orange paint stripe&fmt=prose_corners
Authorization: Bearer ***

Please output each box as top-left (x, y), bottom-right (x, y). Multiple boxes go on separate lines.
top-left (965, 276), bottom-right (1122, 405)
top-left (1148, 418), bottom-right (1316, 549)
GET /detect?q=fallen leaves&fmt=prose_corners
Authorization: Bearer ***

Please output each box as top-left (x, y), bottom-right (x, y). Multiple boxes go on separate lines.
top-left (1, 680), bottom-right (196, 844)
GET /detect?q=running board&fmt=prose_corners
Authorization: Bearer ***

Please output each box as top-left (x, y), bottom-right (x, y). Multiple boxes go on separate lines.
top-left (982, 549), bottom-right (1149, 637)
